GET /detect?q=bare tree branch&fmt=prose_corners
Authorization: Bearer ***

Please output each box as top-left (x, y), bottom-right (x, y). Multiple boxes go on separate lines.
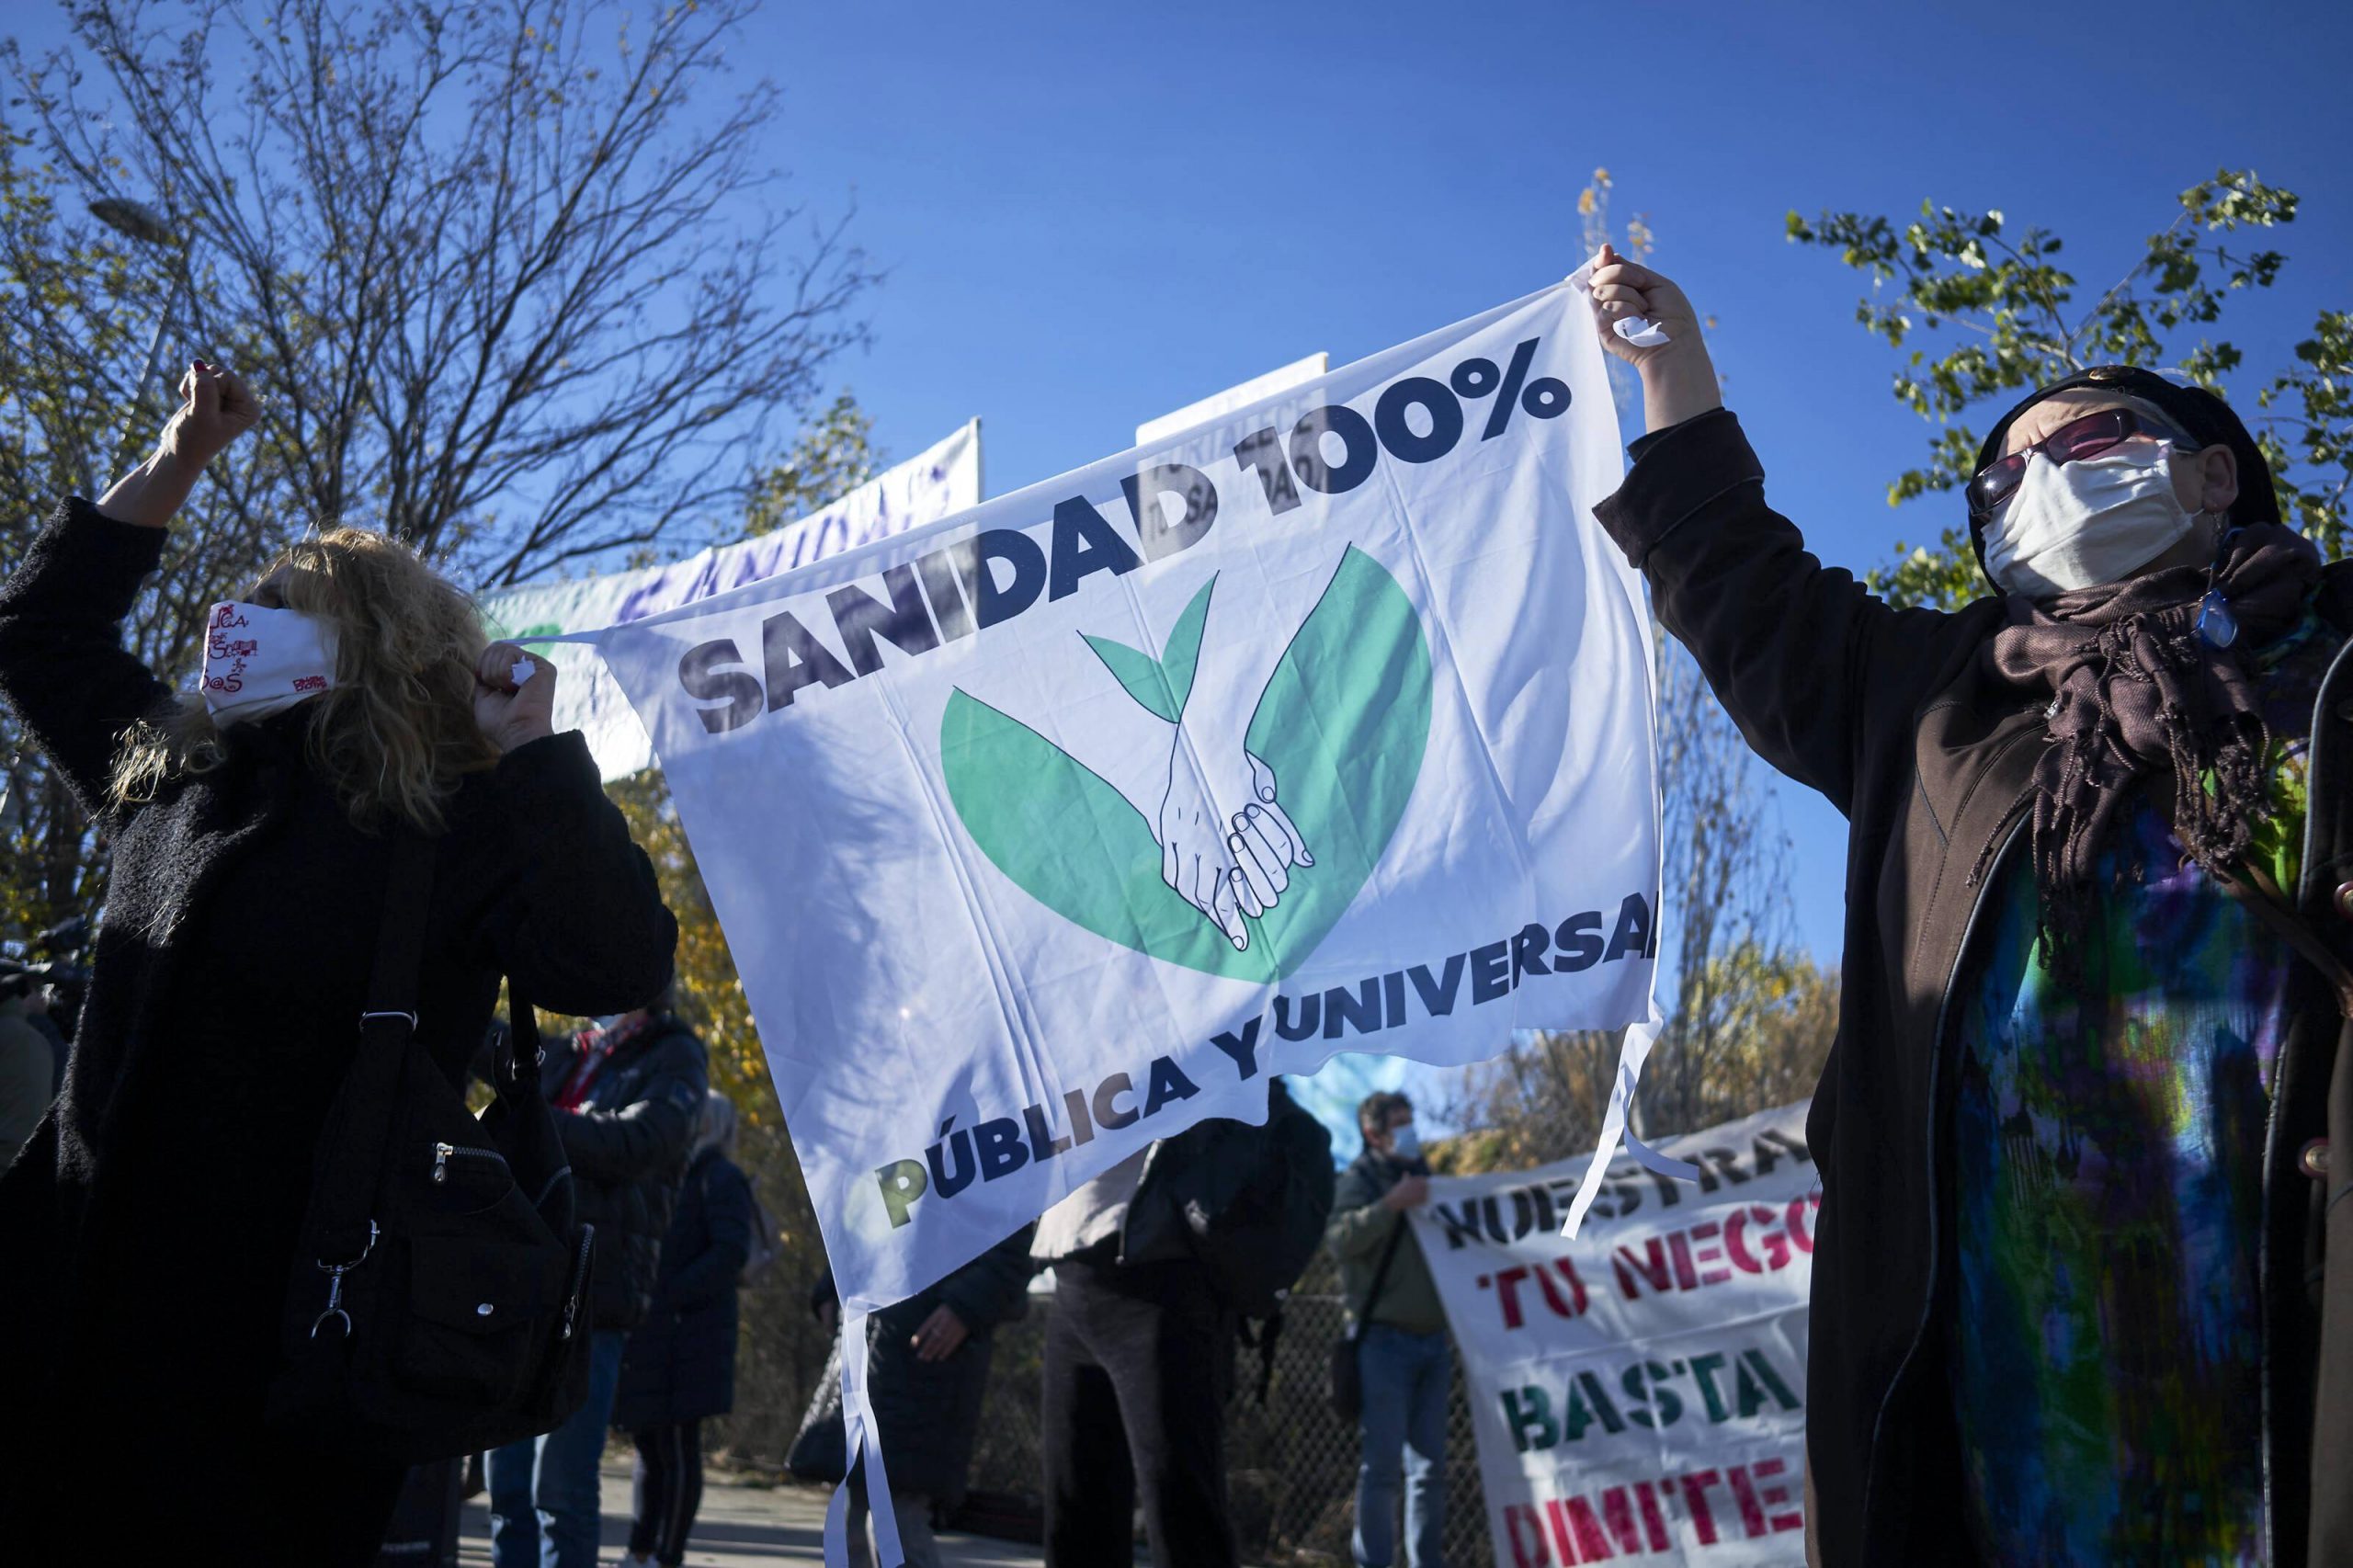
top-left (7, 0), bottom-right (873, 585)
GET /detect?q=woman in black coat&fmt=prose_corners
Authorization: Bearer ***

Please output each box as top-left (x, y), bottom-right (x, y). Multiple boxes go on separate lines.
top-left (0, 363), bottom-right (677, 1564)
top-left (614, 1090), bottom-right (756, 1568)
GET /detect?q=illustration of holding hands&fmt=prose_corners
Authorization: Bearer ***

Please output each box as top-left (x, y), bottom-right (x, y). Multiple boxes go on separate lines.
top-left (1059, 565), bottom-right (1327, 951)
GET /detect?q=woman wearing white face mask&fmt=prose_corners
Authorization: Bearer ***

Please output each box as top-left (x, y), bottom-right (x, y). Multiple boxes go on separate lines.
top-left (1586, 245), bottom-right (2353, 1568)
top-left (0, 361), bottom-right (678, 1563)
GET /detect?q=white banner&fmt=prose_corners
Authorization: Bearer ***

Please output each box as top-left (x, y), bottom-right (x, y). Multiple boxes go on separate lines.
top-left (1412, 1103), bottom-right (1819, 1568)
top-left (580, 281), bottom-right (1660, 1315)
top-left (480, 421), bottom-right (983, 780)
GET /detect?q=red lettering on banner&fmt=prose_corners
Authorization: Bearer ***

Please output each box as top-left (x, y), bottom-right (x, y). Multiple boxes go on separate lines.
top-left (1678, 1469), bottom-right (1723, 1545)
top-left (1617, 1193), bottom-right (1822, 1301)
top-left (1726, 1463), bottom-right (1771, 1538)
top-left (1481, 1258), bottom-right (1592, 1332)
top-left (1505, 1460), bottom-right (1803, 1562)
top-left (1750, 1457), bottom-right (1806, 1532)
top-left (1686, 1219), bottom-right (1730, 1285)
top-left (1637, 1481), bottom-right (1673, 1551)
top-left (1613, 1237), bottom-right (1672, 1298)
top-left (1484, 1267), bottom-right (1530, 1329)
top-left (1533, 1257), bottom-right (1587, 1320)
top-left (1786, 1191), bottom-right (1817, 1252)
top-left (1505, 1502), bottom-right (1550, 1566)
top-left (1545, 1496), bottom-right (1608, 1562)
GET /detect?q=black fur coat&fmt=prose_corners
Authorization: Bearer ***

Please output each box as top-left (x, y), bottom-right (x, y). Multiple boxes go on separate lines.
top-left (0, 503), bottom-right (677, 1555)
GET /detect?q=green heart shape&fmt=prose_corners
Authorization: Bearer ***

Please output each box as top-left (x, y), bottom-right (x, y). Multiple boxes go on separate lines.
top-left (940, 546), bottom-right (1432, 982)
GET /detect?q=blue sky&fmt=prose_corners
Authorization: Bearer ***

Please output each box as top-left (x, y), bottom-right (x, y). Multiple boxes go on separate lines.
top-left (13, 0), bottom-right (2347, 971)
top-left (751, 0), bottom-right (2353, 963)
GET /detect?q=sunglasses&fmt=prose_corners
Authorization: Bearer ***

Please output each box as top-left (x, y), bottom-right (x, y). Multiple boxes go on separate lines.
top-left (1967, 407), bottom-right (2197, 518)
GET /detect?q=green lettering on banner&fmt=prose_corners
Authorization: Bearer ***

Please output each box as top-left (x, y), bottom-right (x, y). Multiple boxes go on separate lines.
top-left (1563, 1370), bottom-right (1624, 1441)
top-left (1501, 1387), bottom-right (1558, 1453)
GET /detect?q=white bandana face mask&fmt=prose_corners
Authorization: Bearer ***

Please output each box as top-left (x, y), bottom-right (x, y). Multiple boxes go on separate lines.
top-left (1982, 440), bottom-right (2201, 599)
top-left (199, 601), bottom-right (339, 725)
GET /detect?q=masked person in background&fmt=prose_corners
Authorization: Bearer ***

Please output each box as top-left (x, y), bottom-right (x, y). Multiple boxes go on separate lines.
top-left (1328, 1092), bottom-right (1450, 1568)
top-left (813, 1221), bottom-right (1037, 1568)
top-left (1586, 244), bottom-right (2353, 1568)
top-left (613, 1090), bottom-right (756, 1568)
top-left (0, 361), bottom-right (678, 1564)
top-left (489, 993), bottom-right (708, 1568)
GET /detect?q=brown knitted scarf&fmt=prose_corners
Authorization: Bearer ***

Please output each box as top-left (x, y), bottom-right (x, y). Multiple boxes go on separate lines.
top-left (1975, 522), bottom-right (2323, 963)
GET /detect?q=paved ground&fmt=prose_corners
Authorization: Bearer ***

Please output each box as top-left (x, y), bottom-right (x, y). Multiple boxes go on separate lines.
top-left (455, 1459), bottom-right (1044, 1567)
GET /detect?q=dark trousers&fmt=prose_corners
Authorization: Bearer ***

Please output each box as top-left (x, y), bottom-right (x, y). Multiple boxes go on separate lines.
top-left (629, 1419), bottom-right (706, 1568)
top-left (1040, 1256), bottom-right (1237, 1568)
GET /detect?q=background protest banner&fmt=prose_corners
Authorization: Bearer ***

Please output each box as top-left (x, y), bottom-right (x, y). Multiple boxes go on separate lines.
top-left (1413, 1103), bottom-right (1818, 1568)
top-left (481, 420), bottom-right (982, 780)
top-left (580, 280), bottom-right (1658, 1317)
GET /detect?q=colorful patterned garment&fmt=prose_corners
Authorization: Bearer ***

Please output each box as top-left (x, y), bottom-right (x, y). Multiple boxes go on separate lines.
top-left (1948, 613), bottom-right (2345, 1568)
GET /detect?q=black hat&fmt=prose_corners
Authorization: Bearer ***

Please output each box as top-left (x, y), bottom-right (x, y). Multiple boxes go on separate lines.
top-left (1967, 364), bottom-right (2279, 581)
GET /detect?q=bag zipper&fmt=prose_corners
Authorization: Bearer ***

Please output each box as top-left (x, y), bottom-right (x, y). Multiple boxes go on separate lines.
top-left (560, 1224), bottom-right (595, 1341)
top-left (430, 1141), bottom-right (510, 1185)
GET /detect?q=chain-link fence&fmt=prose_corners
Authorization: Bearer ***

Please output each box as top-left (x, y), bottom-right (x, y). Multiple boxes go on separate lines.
top-left (711, 1251), bottom-right (1499, 1567)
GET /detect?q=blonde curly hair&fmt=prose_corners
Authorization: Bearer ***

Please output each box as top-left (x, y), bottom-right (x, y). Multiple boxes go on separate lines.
top-left (111, 528), bottom-right (503, 832)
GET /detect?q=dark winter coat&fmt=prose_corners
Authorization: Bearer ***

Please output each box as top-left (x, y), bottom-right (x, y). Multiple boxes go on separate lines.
top-left (1597, 408), bottom-right (2353, 1568)
top-left (613, 1146), bottom-right (754, 1429)
top-left (0, 503), bottom-right (677, 1549)
top-left (815, 1223), bottom-right (1036, 1502)
top-left (538, 1015), bottom-right (709, 1332)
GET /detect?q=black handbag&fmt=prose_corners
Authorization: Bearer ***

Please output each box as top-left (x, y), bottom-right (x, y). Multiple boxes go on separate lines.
top-left (264, 827), bottom-right (597, 1464)
top-left (1329, 1208), bottom-right (1409, 1424)
top-left (785, 1337), bottom-right (849, 1483)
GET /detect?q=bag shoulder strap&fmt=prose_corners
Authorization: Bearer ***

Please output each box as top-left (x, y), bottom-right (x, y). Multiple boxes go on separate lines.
top-left (1355, 1182), bottom-right (1411, 1333)
top-left (301, 827), bottom-right (439, 1260)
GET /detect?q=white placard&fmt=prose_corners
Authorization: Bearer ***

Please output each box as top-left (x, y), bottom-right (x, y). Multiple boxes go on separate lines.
top-left (1411, 1102), bottom-right (1819, 1568)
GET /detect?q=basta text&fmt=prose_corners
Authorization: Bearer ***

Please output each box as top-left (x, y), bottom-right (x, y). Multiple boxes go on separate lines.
top-left (1498, 1342), bottom-right (1802, 1455)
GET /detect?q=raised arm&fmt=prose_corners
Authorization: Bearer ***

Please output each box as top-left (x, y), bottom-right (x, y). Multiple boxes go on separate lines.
top-left (0, 363), bottom-right (256, 818)
top-left (462, 647), bottom-right (680, 1017)
top-left (1585, 249), bottom-right (1989, 814)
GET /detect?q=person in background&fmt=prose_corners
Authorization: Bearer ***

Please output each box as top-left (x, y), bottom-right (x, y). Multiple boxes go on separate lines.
top-left (1328, 1091), bottom-right (1450, 1568)
top-left (816, 1222), bottom-right (1037, 1568)
top-left (1031, 1076), bottom-right (1333, 1568)
top-left (0, 965), bottom-right (51, 1166)
top-left (1031, 1138), bottom-right (1235, 1568)
top-left (0, 360), bottom-right (677, 1564)
top-left (1588, 244), bottom-right (2353, 1565)
top-left (613, 1090), bottom-right (756, 1568)
top-left (487, 995), bottom-right (708, 1568)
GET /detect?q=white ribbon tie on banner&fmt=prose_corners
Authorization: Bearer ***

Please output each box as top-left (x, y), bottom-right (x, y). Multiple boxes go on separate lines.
top-left (821, 1310), bottom-right (904, 1568)
top-left (1559, 253), bottom-right (1698, 1236)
